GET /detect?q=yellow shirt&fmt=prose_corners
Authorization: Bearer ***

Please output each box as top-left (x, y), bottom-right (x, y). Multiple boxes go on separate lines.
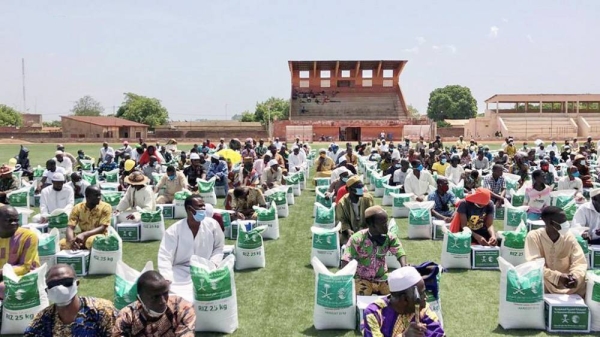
top-left (431, 162), bottom-right (450, 176)
top-left (0, 227), bottom-right (40, 276)
top-left (68, 201), bottom-right (113, 232)
top-left (506, 145), bottom-right (517, 157)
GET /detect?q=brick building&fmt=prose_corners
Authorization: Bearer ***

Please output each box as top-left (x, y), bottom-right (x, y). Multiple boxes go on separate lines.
top-left (61, 116), bottom-right (148, 140)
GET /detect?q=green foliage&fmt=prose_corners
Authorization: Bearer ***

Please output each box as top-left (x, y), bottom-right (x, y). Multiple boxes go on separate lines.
top-left (437, 120), bottom-right (452, 128)
top-left (42, 121), bottom-right (62, 127)
top-left (427, 85), bottom-right (477, 121)
top-left (240, 110), bottom-right (256, 122)
top-left (254, 97), bottom-right (289, 125)
top-left (230, 113), bottom-right (242, 121)
top-left (0, 104), bottom-right (23, 127)
top-left (71, 95), bottom-right (104, 116)
top-left (407, 104), bottom-right (419, 117)
top-left (116, 93), bottom-right (169, 127)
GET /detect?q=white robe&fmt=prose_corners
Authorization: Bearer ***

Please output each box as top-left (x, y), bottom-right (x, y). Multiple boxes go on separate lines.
top-left (116, 185), bottom-right (156, 222)
top-left (158, 217), bottom-right (225, 283)
top-left (33, 185), bottom-right (75, 223)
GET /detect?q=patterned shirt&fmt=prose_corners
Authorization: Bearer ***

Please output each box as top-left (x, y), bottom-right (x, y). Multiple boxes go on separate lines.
top-left (113, 295), bottom-right (195, 337)
top-left (69, 201), bottom-right (113, 232)
top-left (362, 297), bottom-right (444, 337)
top-left (483, 175), bottom-right (506, 194)
top-left (341, 229), bottom-right (406, 281)
top-left (24, 297), bottom-right (116, 337)
top-left (0, 227), bottom-right (39, 276)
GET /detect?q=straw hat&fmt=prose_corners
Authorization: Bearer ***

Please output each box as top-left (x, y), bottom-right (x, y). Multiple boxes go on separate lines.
top-left (124, 171), bottom-right (149, 186)
top-left (0, 164), bottom-right (14, 175)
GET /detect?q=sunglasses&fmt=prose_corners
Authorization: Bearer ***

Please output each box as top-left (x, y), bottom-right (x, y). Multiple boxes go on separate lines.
top-left (47, 277), bottom-right (75, 289)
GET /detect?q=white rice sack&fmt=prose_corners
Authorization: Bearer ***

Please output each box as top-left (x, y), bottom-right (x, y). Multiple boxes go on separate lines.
top-left (173, 189), bottom-right (193, 219)
top-left (139, 208), bottom-right (165, 241)
top-left (197, 177), bottom-right (217, 206)
top-left (286, 185), bottom-right (295, 205)
top-left (314, 202), bottom-right (336, 229)
top-left (405, 201), bottom-right (434, 239)
top-left (264, 185), bottom-right (289, 218)
top-left (311, 256), bottom-right (357, 330)
top-left (500, 222), bottom-right (527, 267)
top-left (503, 199), bottom-right (529, 232)
top-left (385, 219), bottom-right (401, 269)
top-left (253, 202), bottom-right (279, 240)
top-left (585, 271), bottom-right (600, 331)
top-left (284, 173), bottom-right (302, 197)
top-left (47, 208), bottom-right (70, 239)
top-left (7, 186), bottom-right (30, 209)
top-left (382, 183), bottom-right (401, 206)
top-left (550, 190), bottom-right (577, 208)
top-left (503, 173), bottom-right (521, 197)
top-left (101, 191), bottom-right (123, 211)
top-left (89, 226), bottom-right (122, 275)
top-left (104, 168), bottom-right (120, 183)
top-left (511, 183), bottom-right (529, 207)
top-left (390, 192), bottom-right (414, 218)
top-left (35, 227), bottom-right (60, 268)
top-left (1, 264), bottom-right (48, 335)
top-left (315, 177), bottom-right (331, 187)
top-left (449, 180), bottom-right (465, 199)
top-left (441, 227), bottom-right (472, 269)
top-left (114, 260), bottom-right (154, 310)
top-left (82, 171), bottom-right (99, 186)
top-left (569, 227), bottom-right (590, 267)
top-left (190, 255), bottom-right (238, 333)
top-left (235, 225), bottom-right (267, 270)
top-left (498, 257), bottom-right (546, 330)
top-left (314, 190), bottom-right (333, 217)
top-left (373, 174), bottom-right (391, 198)
top-left (311, 223), bottom-right (342, 268)
top-left (79, 159), bottom-right (94, 172)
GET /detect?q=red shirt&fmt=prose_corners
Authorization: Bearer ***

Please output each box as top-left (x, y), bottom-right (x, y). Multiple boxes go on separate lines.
top-left (336, 185), bottom-right (348, 203)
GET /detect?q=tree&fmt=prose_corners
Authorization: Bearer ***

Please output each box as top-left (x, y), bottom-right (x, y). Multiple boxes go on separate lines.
top-left (407, 104), bottom-right (420, 117)
top-left (254, 97), bottom-right (289, 125)
top-left (116, 93), bottom-right (169, 127)
top-left (0, 105), bottom-right (23, 127)
top-left (426, 85), bottom-right (477, 121)
top-left (240, 110), bottom-right (256, 122)
top-left (43, 121), bottom-right (62, 127)
top-left (230, 114), bottom-right (242, 121)
top-left (71, 95), bottom-right (104, 116)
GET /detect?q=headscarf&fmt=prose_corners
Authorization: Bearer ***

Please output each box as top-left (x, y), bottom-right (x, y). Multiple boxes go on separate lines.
top-left (465, 187), bottom-right (491, 205)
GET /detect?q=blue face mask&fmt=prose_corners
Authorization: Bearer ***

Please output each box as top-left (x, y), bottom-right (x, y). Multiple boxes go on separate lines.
top-left (168, 175), bottom-right (175, 181)
top-left (192, 210), bottom-right (206, 222)
top-left (417, 165), bottom-right (424, 171)
top-left (395, 164), bottom-right (401, 168)
top-left (354, 187), bottom-right (364, 196)
top-left (572, 172), bottom-right (580, 178)
top-left (341, 177), bottom-right (349, 183)
top-left (441, 159), bottom-right (447, 164)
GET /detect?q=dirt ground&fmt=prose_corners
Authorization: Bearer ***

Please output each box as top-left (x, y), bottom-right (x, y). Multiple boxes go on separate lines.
top-left (0, 138), bottom-right (33, 144)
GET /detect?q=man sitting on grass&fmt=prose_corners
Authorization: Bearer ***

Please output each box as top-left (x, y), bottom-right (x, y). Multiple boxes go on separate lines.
top-left (230, 186), bottom-right (267, 220)
top-left (336, 176), bottom-right (375, 245)
top-left (573, 188), bottom-right (600, 244)
top-left (116, 171), bottom-right (156, 222)
top-left (428, 177), bottom-right (456, 223)
top-left (341, 206), bottom-right (407, 296)
top-left (61, 186), bottom-right (112, 250)
top-left (457, 187), bottom-right (498, 246)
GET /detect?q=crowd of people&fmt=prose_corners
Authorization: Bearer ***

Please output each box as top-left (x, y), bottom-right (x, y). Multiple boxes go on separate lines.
top-left (0, 133), bottom-right (599, 336)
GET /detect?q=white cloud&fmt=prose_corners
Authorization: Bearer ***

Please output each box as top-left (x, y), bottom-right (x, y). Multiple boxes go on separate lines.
top-left (431, 45), bottom-right (456, 54)
top-left (489, 26), bottom-right (499, 38)
top-left (432, 45), bottom-right (441, 51)
top-left (446, 45), bottom-right (457, 54)
top-left (526, 34), bottom-right (534, 43)
top-left (403, 46), bottom-right (419, 54)
top-left (415, 36), bottom-right (426, 45)
top-left (502, 18), bottom-right (508, 23)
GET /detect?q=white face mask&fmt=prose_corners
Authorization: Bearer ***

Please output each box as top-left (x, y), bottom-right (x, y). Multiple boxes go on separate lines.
top-left (75, 181), bottom-right (83, 187)
top-left (47, 282), bottom-right (78, 307)
top-left (556, 221), bottom-right (571, 235)
top-left (580, 160), bottom-right (586, 166)
top-left (137, 295), bottom-right (167, 318)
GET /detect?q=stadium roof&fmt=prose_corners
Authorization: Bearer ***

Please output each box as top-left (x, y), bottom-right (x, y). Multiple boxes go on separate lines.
top-left (288, 60), bottom-right (406, 72)
top-left (61, 116), bottom-right (148, 127)
top-left (485, 94), bottom-right (600, 103)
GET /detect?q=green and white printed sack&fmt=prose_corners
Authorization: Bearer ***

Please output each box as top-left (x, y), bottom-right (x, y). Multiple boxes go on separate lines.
top-left (562, 199), bottom-right (577, 221)
top-left (12, 170), bottom-right (23, 187)
top-left (382, 184), bottom-right (401, 206)
top-left (235, 225), bottom-right (267, 270)
top-left (35, 227), bottom-right (60, 268)
top-left (373, 174), bottom-right (391, 198)
top-left (104, 168), bottom-right (120, 183)
top-left (101, 191), bottom-right (122, 211)
top-left (314, 177), bottom-right (331, 187)
top-left (550, 190), bottom-right (576, 208)
top-left (311, 256), bottom-right (357, 330)
top-left (511, 185), bottom-right (527, 207)
top-left (297, 170), bottom-right (307, 190)
top-left (264, 185), bottom-right (289, 218)
top-left (253, 202), bottom-right (279, 240)
top-left (174, 189), bottom-right (193, 219)
top-left (191, 255), bottom-right (238, 333)
top-left (55, 250), bottom-right (90, 276)
top-left (197, 177), bottom-right (217, 206)
top-left (441, 227), bottom-right (472, 269)
top-left (32, 165), bottom-right (45, 182)
top-left (114, 260), bottom-right (153, 310)
top-left (405, 201), bottom-right (435, 239)
top-left (82, 171), bottom-right (98, 186)
top-left (390, 192), bottom-right (414, 218)
top-left (140, 208), bottom-right (165, 241)
top-left (284, 173), bottom-right (302, 197)
top-left (503, 199), bottom-right (529, 232)
top-left (314, 190), bottom-right (332, 217)
top-left (7, 186), bottom-right (30, 208)
top-left (1, 264), bottom-right (48, 335)
top-left (500, 222), bottom-right (527, 267)
top-left (449, 180), bottom-right (465, 199)
top-left (89, 226), bottom-right (122, 275)
top-left (585, 270), bottom-right (600, 331)
top-left (498, 257), bottom-right (545, 330)
top-left (503, 173), bottom-right (521, 197)
top-left (314, 202), bottom-right (336, 229)
top-left (287, 185), bottom-right (295, 205)
top-left (569, 227), bottom-right (590, 268)
top-left (48, 208), bottom-right (70, 239)
top-left (311, 222), bottom-right (341, 268)
top-left (385, 218), bottom-right (402, 269)
top-left (79, 159), bottom-right (94, 172)
top-left (151, 172), bottom-right (164, 186)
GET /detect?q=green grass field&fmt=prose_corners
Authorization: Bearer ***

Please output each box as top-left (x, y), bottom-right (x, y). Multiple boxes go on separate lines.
top-left (0, 142), bottom-right (594, 337)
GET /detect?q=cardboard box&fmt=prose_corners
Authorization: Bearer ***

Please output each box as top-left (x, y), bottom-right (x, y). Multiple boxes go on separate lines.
top-left (117, 222), bottom-right (141, 242)
top-left (590, 245), bottom-right (600, 269)
top-left (432, 220), bottom-right (448, 241)
top-left (158, 204), bottom-right (175, 220)
top-left (230, 220), bottom-right (256, 240)
top-left (214, 209), bottom-right (234, 239)
top-left (471, 245), bottom-right (500, 270)
top-left (495, 207), bottom-right (505, 220)
top-left (356, 295), bottom-right (383, 330)
top-left (56, 250), bottom-right (90, 276)
top-left (527, 220), bottom-right (545, 232)
top-left (544, 294), bottom-right (590, 333)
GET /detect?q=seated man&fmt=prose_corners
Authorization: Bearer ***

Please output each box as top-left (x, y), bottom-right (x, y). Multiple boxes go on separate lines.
top-left (314, 148), bottom-right (335, 178)
top-left (404, 160), bottom-right (437, 202)
top-left (33, 173), bottom-right (74, 224)
top-left (525, 206), bottom-right (587, 296)
top-left (341, 206), bottom-right (407, 296)
top-left (472, 151), bottom-right (489, 170)
top-left (155, 165), bottom-right (188, 204)
top-left (336, 176), bottom-right (375, 245)
top-left (116, 171), bottom-right (156, 223)
top-left (206, 154), bottom-right (229, 195)
top-left (235, 157), bottom-right (259, 187)
top-left (24, 264), bottom-right (116, 337)
top-left (462, 169), bottom-right (482, 191)
top-left (230, 186), bottom-right (267, 220)
top-left (60, 186), bottom-right (112, 250)
top-left (183, 153), bottom-right (206, 191)
top-left (558, 166), bottom-right (583, 191)
top-left (98, 153), bottom-right (118, 175)
top-left (54, 150), bottom-right (73, 176)
top-left (493, 149), bottom-right (509, 166)
top-left (287, 146), bottom-right (306, 174)
top-left (391, 159), bottom-right (410, 188)
top-left (261, 159), bottom-right (283, 191)
top-left (141, 155), bottom-right (160, 184)
top-left (37, 159), bottom-right (67, 193)
top-left (457, 187), bottom-right (498, 246)
top-left (67, 172), bottom-right (91, 202)
top-left (75, 149), bottom-right (94, 171)
top-left (326, 167), bottom-right (349, 199)
top-left (158, 195), bottom-right (224, 283)
top-left (431, 155), bottom-right (449, 176)
top-left (0, 164), bottom-right (19, 205)
top-left (483, 164), bottom-right (506, 210)
top-left (0, 205), bottom-right (40, 299)
top-left (428, 177), bottom-right (456, 223)
top-left (444, 155), bottom-right (464, 185)
top-left (113, 271), bottom-right (195, 336)
top-left (539, 160), bottom-right (555, 186)
top-left (573, 188), bottom-right (600, 245)
top-left (362, 266), bottom-right (445, 337)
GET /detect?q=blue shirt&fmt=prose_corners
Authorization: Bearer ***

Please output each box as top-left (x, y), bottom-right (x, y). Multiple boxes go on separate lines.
top-left (427, 190), bottom-right (457, 217)
top-left (207, 160), bottom-right (228, 181)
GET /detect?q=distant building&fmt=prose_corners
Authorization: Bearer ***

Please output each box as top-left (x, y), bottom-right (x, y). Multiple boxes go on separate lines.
top-left (21, 113), bottom-right (42, 127)
top-left (61, 116), bottom-right (148, 140)
top-left (154, 121), bottom-right (267, 140)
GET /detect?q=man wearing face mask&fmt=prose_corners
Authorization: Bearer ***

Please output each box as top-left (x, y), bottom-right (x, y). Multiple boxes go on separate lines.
top-left (116, 171), bottom-right (156, 223)
top-left (261, 159), bottom-right (283, 191)
top-left (573, 188), bottom-right (600, 245)
top-left (457, 187), bottom-right (498, 246)
top-left (444, 155), bottom-right (464, 185)
top-left (113, 271), bottom-right (195, 336)
top-left (362, 266), bottom-right (445, 337)
top-left (206, 153), bottom-right (229, 196)
top-left (24, 264), bottom-right (116, 337)
top-left (158, 195), bottom-right (224, 283)
top-left (31, 173), bottom-right (74, 224)
top-left (326, 167), bottom-right (350, 199)
top-left (428, 177), bottom-right (457, 223)
top-left (404, 160), bottom-right (437, 202)
top-left (37, 159), bottom-right (67, 193)
top-left (524, 206), bottom-right (587, 296)
top-left (288, 146), bottom-right (306, 173)
top-left (336, 176), bottom-right (375, 245)
top-left (391, 159), bottom-right (411, 189)
top-left (67, 172), bottom-right (90, 202)
top-left (431, 155), bottom-right (450, 175)
top-left (155, 165), bottom-right (188, 204)
top-left (573, 154), bottom-right (593, 188)
top-left (341, 206), bottom-right (407, 296)
top-left (314, 148), bottom-right (335, 178)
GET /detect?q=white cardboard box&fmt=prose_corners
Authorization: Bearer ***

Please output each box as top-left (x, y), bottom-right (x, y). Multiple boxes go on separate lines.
top-left (158, 204), bottom-right (175, 220)
top-left (116, 222), bottom-right (141, 242)
top-left (56, 250), bottom-right (90, 276)
top-left (527, 220), bottom-right (545, 232)
top-left (432, 220), bottom-right (448, 241)
top-left (356, 295), bottom-right (383, 331)
top-left (544, 294), bottom-right (590, 333)
top-left (590, 245), bottom-right (600, 270)
top-left (471, 245), bottom-right (500, 270)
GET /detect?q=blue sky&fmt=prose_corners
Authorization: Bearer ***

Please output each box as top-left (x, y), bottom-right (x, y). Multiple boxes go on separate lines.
top-left (1, 0), bottom-right (599, 122)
